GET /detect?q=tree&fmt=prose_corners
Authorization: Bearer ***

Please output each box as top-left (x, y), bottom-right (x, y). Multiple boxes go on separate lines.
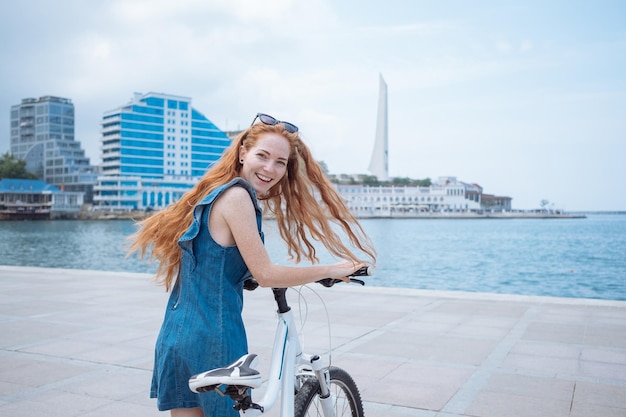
top-left (383, 176), bottom-right (432, 187)
top-left (391, 177), bottom-right (411, 186)
top-left (0, 152), bottom-right (38, 180)
top-left (413, 178), bottom-right (432, 187)
top-left (362, 175), bottom-right (379, 186)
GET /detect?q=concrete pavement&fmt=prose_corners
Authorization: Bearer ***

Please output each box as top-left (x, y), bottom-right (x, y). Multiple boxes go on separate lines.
top-left (1, 265), bottom-right (625, 417)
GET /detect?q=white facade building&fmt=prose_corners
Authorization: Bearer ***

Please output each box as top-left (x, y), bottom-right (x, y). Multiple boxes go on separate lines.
top-left (94, 176), bottom-right (194, 211)
top-left (335, 176), bottom-right (499, 217)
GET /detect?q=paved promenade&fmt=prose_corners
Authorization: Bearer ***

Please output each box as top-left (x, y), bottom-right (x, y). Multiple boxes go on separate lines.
top-left (1, 265), bottom-right (625, 417)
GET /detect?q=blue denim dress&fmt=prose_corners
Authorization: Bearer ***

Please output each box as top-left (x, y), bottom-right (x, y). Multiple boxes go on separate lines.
top-left (150, 178), bottom-right (263, 415)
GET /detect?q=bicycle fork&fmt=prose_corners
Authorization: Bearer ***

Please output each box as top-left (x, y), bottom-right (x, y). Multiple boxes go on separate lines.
top-left (314, 366), bottom-right (336, 417)
top-left (302, 353), bottom-right (336, 417)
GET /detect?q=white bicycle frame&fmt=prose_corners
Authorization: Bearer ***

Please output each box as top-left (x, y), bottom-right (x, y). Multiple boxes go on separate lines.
top-left (242, 300), bottom-right (336, 416)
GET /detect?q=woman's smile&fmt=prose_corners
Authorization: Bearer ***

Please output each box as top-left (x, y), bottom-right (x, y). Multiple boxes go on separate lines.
top-left (256, 173), bottom-right (272, 183)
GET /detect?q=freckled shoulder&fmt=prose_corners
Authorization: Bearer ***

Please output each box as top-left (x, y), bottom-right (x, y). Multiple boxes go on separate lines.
top-left (209, 184), bottom-right (258, 246)
top-left (213, 185), bottom-right (256, 216)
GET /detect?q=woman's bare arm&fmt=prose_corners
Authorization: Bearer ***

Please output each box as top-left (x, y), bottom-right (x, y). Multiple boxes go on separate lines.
top-left (212, 186), bottom-right (363, 287)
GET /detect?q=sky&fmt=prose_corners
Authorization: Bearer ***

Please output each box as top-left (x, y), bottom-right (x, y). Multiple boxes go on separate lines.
top-left (1, 0), bottom-right (625, 211)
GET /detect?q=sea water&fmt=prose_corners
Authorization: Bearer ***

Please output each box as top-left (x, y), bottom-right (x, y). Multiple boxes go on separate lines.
top-left (1, 214), bottom-right (624, 300)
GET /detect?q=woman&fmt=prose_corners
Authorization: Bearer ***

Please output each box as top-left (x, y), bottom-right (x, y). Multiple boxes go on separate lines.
top-left (129, 113), bottom-right (376, 416)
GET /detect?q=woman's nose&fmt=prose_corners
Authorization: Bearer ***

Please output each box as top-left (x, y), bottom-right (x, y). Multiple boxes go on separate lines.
top-left (262, 161), bottom-right (277, 173)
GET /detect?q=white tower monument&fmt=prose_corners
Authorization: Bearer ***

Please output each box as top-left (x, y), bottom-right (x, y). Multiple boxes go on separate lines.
top-left (368, 74), bottom-right (389, 181)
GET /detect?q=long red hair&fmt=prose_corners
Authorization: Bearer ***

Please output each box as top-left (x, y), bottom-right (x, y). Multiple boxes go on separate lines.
top-left (128, 122), bottom-right (376, 291)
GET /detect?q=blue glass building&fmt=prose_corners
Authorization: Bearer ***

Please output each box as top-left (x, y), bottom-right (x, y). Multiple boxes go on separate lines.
top-left (93, 92), bottom-right (231, 210)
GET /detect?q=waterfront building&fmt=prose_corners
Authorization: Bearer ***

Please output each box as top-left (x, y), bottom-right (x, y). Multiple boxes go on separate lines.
top-left (336, 176), bottom-right (512, 217)
top-left (350, 76), bottom-right (514, 216)
top-left (9, 96), bottom-right (97, 202)
top-left (92, 87), bottom-right (514, 215)
top-left (93, 92), bottom-right (231, 210)
top-left (0, 178), bottom-right (84, 220)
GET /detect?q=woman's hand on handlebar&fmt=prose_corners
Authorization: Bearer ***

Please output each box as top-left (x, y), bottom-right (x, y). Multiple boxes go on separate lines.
top-left (328, 260), bottom-right (368, 283)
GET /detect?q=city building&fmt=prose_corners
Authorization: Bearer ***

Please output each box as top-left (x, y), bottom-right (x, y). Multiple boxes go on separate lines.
top-left (9, 96), bottom-right (97, 202)
top-left (0, 178), bottom-right (84, 220)
top-left (355, 76), bottom-right (512, 215)
top-left (93, 92), bottom-right (231, 210)
top-left (336, 176), bottom-right (512, 216)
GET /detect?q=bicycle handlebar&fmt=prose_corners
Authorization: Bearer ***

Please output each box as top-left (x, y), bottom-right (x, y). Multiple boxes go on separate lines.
top-left (243, 266), bottom-right (373, 291)
top-left (316, 265), bottom-right (372, 287)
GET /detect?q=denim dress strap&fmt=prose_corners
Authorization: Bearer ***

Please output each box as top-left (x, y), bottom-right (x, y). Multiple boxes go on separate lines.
top-left (179, 177), bottom-right (261, 241)
top-left (178, 178), bottom-right (263, 265)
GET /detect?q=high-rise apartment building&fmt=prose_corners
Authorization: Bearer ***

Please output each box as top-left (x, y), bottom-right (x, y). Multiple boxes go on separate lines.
top-left (93, 92), bottom-right (231, 210)
top-left (10, 96), bottom-right (96, 202)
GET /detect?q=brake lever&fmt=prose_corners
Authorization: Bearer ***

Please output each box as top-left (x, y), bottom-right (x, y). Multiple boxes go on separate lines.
top-left (317, 277), bottom-right (366, 287)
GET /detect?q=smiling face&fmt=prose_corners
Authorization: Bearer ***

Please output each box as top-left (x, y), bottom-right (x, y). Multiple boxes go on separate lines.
top-left (239, 132), bottom-right (291, 195)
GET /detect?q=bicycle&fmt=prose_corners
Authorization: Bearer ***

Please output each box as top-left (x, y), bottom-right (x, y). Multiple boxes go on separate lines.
top-left (188, 266), bottom-right (371, 417)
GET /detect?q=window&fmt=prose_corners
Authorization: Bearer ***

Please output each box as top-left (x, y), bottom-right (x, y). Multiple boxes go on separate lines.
top-left (145, 97), bottom-right (164, 107)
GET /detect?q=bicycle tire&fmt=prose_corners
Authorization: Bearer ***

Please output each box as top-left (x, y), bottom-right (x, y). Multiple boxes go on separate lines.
top-left (294, 366), bottom-right (364, 417)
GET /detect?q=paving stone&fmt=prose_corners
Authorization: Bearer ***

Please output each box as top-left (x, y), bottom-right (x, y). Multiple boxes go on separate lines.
top-left (1, 265), bottom-right (625, 417)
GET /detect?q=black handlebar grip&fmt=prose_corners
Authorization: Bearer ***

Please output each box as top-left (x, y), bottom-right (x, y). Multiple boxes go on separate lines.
top-left (350, 266), bottom-right (372, 277)
top-left (316, 265), bottom-right (372, 287)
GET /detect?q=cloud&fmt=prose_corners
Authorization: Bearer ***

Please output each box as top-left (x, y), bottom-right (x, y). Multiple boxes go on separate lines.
top-left (496, 40), bottom-right (513, 53)
top-left (521, 40), bottom-right (533, 51)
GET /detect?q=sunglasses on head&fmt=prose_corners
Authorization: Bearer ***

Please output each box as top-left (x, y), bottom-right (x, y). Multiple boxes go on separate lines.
top-left (251, 113), bottom-right (299, 133)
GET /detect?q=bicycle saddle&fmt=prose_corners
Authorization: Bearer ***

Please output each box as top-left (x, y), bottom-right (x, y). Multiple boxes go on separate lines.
top-left (189, 353), bottom-right (262, 393)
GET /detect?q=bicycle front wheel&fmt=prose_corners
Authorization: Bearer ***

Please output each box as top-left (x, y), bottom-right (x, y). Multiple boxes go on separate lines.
top-left (294, 366), bottom-right (364, 417)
